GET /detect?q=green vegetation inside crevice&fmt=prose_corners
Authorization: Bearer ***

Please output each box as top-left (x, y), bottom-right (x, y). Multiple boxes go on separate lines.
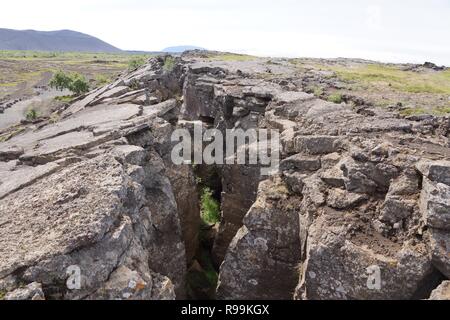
top-left (186, 169), bottom-right (222, 300)
top-left (163, 56), bottom-right (176, 72)
top-left (200, 187), bottom-right (221, 225)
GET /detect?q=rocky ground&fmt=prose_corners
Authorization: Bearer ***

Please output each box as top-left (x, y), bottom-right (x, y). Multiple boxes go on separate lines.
top-left (0, 51), bottom-right (151, 129)
top-left (0, 51), bottom-right (449, 300)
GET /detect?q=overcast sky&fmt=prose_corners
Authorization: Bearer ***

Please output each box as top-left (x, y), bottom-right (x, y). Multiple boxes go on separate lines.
top-left (2, 0), bottom-right (449, 65)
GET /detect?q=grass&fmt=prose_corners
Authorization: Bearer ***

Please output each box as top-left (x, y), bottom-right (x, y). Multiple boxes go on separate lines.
top-left (0, 70), bottom-right (47, 87)
top-left (186, 184), bottom-right (221, 299)
top-left (199, 250), bottom-right (219, 287)
top-left (25, 108), bottom-right (38, 121)
top-left (399, 107), bottom-right (428, 117)
top-left (54, 95), bottom-right (74, 103)
top-left (330, 64), bottom-right (450, 95)
top-left (0, 50), bottom-right (152, 62)
top-left (207, 53), bottom-right (256, 62)
top-left (0, 50), bottom-right (152, 99)
top-left (163, 56), bottom-right (176, 72)
top-left (0, 126), bottom-right (25, 142)
top-left (328, 93), bottom-right (343, 104)
top-left (200, 187), bottom-right (220, 225)
top-left (95, 74), bottom-right (111, 86)
top-left (400, 106), bottom-right (450, 117)
top-left (434, 106), bottom-right (450, 115)
top-left (313, 87), bottom-right (324, 97)
top-left (49, 113), bottom-right (61, 124)
top-left (128, 57), bottom-right (147, 71)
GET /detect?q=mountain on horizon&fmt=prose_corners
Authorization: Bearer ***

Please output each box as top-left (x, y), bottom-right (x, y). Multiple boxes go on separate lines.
top-left (162, 45), bottom-right (206, 53)
top-left (0, 28), bottom-right (122, 53)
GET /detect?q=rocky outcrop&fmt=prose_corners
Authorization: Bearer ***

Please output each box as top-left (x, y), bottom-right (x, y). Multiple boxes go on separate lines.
top-left (1, 52), bottom-right (449, 300)
top-left (216, 177), bottom-right (301, 300)
top-left (0, 57), bottom-right (190, 300)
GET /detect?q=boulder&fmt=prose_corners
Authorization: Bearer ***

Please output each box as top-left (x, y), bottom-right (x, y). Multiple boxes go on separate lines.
top-left (387, 171), bottom-right (420, 196)
top-left (420, 178), bottom-right (450, 230)
top-left (380, 196), bottom-right (415, 224)
top-left (429, 281), bottom-right (450, 300)
top-left (280, 154), bottom-right (321, 173)
top-left (293, 135), bottom-right (341, 155)
top-left (320, 166), bottom-right (346, 188)
top-left (416, 160), bottom-right (450, 186)
top-left (298, 213), bottom-right (435, 300)
top-left (429, 229), bottom-right (450, 278)
top-left (5, 282), bottom-right (45, 300)
top-left (340, 157), bottom-right (398, 194)
top-left (282, 171), bottom-right (307, 195)
top-left (327, 189), bottom-right (368, 210)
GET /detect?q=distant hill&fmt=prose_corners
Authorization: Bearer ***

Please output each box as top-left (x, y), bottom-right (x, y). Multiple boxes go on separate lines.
top-left (162, 45), bottom-right (206, 53)
top-left (0, 28), bottom-right (122, 53)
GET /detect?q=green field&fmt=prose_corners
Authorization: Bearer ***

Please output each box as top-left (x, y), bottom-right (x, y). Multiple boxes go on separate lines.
top-left (290, 58), bottom-right (450, 115)
top-left (0, 50), bottom-right (152, 100)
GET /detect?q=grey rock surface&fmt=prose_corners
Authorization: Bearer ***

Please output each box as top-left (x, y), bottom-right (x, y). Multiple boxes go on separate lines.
top-left (1, 52), bottom-right (449, 300)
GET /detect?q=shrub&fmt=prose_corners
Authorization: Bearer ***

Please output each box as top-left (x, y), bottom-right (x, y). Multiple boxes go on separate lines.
top-left (328, 93), bottom-right (343, 104)
top-left (200, 188), bottom-right (220, 225)
top-left (25, 108), bottom-right (38, 121)
top-left (70, 74), bottom-right (90, 95)
top-left (49, 70), bottom-right (89, 96)
top-left (49, 70), bottom-right (72, 91)
top-left (128, 57), bottom-right (146, 71)
top-left (95, 74), bottom-right (111, 86)
top-left (313, 87), bottom-right (324, 97)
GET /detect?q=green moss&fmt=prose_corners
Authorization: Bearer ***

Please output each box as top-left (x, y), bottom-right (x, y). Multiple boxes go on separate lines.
top-left (0, 290), bottom-right (6, 300)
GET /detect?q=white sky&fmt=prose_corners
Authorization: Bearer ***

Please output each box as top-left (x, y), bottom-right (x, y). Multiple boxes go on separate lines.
top-left (1, 0), bottom-right (450, 65)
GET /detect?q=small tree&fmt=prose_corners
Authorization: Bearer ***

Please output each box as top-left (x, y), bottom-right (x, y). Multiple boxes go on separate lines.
top-left (70, 74), bottom-right (90, 95)
top-left (49, 70), bottom-right (90, 96)
top-left (49, 70), bottom-right (72, 92)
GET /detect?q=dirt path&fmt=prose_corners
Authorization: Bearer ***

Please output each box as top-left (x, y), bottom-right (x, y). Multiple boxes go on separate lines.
top-left (0, 88), bottom-right (69, 130)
